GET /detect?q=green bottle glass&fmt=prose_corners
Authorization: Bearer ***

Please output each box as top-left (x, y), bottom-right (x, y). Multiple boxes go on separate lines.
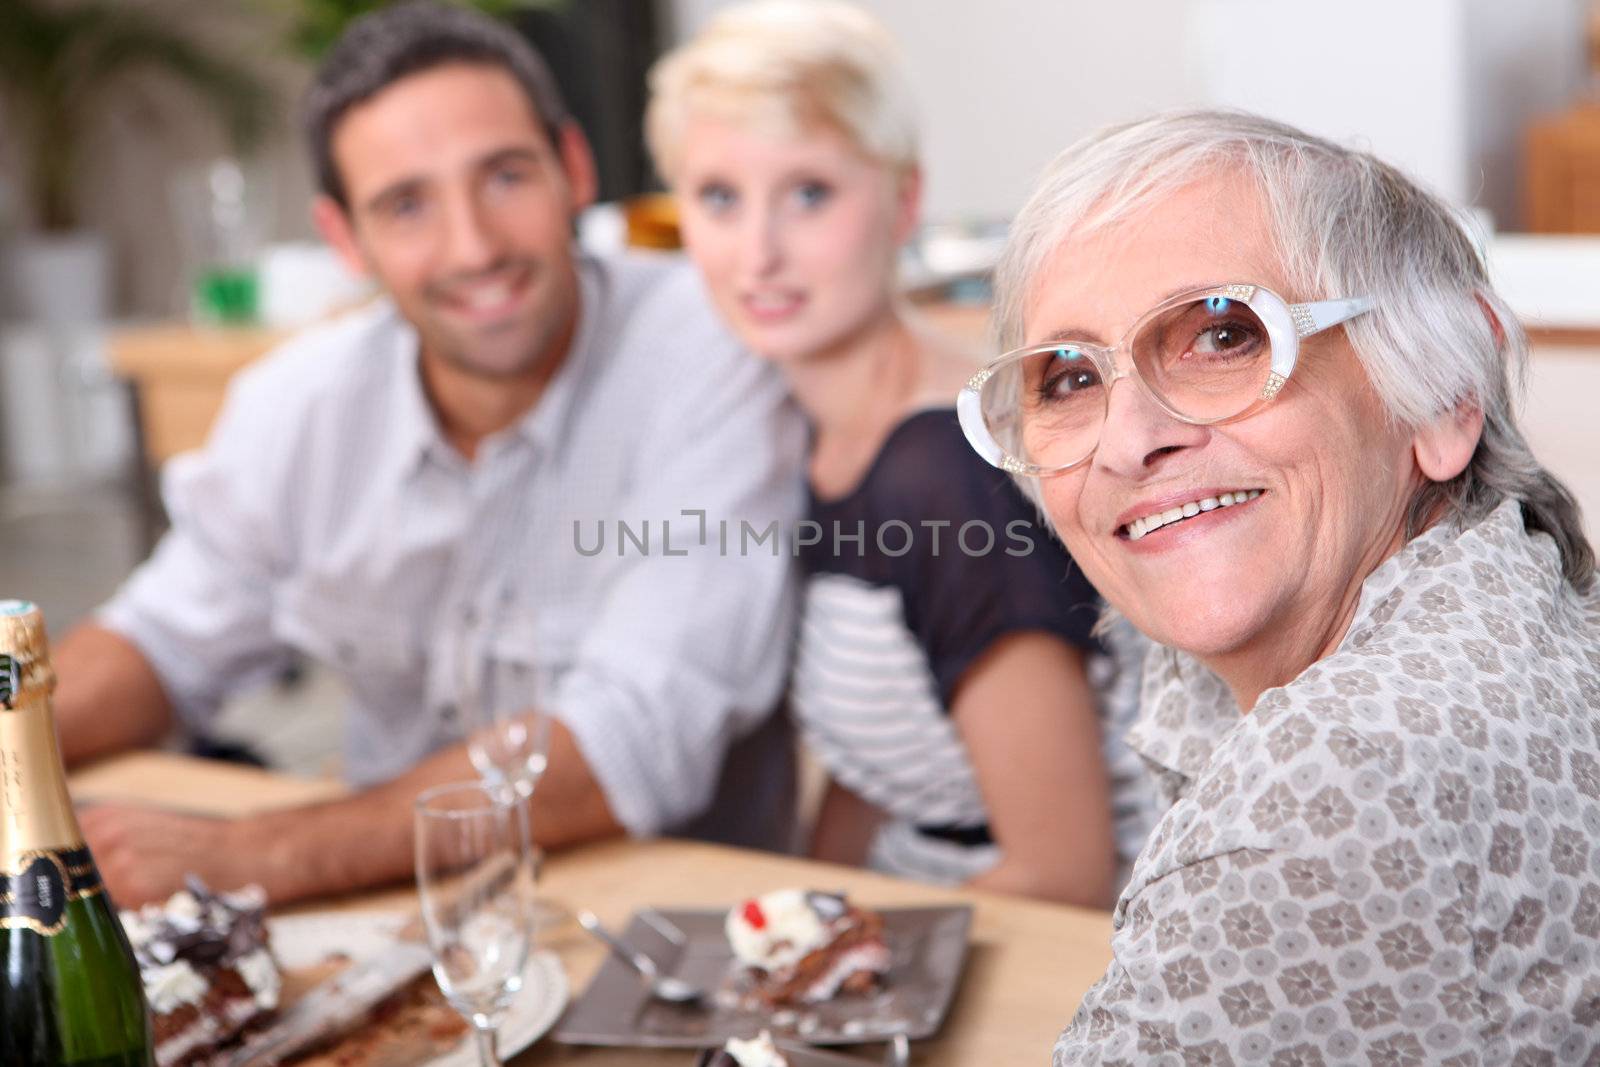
top-left (0, 600), bottom-right (154, 1066)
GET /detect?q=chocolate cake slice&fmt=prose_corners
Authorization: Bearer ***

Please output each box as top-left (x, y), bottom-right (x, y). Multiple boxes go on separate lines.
top-left (725, 889), bottom-right (891, 1007)
top-left (119, 876), bottom-right (281, 1067)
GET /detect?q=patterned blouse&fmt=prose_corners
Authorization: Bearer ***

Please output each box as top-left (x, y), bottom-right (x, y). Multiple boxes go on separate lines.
top-left (1055, 499), bottom-right (1600, 1065)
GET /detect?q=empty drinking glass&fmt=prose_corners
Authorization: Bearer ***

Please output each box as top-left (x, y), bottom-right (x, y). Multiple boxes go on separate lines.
top-left (458, 598), bottom-right (551, 801)
top-left (414, 781), bottom-right (534, 1067)
top-left (456, 597), bottom-right (565, 927)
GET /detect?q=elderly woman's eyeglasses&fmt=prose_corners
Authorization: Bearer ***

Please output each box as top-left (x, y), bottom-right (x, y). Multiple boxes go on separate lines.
top-left (958, 284), bottom-right (1374, 476)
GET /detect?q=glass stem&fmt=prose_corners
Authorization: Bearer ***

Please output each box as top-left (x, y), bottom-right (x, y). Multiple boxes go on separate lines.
top-left (472, 1020), bottom-right (504, 1067)
top-left (514, 782), bottom-right (544, 883)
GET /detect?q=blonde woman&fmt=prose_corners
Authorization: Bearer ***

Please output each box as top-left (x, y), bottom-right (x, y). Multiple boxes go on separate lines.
top-left (647, 1), bottom-right (1150, 905)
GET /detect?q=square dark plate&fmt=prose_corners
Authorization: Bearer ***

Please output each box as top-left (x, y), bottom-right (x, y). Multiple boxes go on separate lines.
top-left (555, 904), bottom-right (973, 1048)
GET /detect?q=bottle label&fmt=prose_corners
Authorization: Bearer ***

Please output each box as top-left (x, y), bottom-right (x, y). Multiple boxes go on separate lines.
top-left (0, 845), bottom-right (104, 936)
top-left (0, 649), bottom-right (51, 711)
top-left (0, 653), bottom-right (18, 708)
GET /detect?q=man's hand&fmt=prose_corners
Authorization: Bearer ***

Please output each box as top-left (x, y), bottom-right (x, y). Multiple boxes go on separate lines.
top-left (79, 804), bottom-right (257, 907)
top-left (77, 718), bottom-right (623, 908)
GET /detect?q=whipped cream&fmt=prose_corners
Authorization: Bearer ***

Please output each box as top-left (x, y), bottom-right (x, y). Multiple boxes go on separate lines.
top-left (221, 886), bottom-right (267, 910)
top-left (117, 909), bottom-right (155, 948)
top-left (725, 889), bottom-right (831, 972)
top-left (145, 961), bottom-right (207, 1014)
top-left (122, 878), bottom-right (279, 1016)
top-left (163, 890), bottom-right (203, 931)
top-left (723, 1031), bottom-right (788, 1067)
top-left (235, 948), bottom-right (281, 1010)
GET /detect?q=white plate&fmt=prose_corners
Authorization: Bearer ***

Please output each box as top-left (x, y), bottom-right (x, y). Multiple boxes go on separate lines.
top-left (268, 910), bottom-right (569, 1065)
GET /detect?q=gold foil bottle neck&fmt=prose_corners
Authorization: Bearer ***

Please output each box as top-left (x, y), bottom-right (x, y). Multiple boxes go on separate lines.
top-left (0, 598), bottom-right (87, 896)
top-left (0, 600), bottom-right (56, 710)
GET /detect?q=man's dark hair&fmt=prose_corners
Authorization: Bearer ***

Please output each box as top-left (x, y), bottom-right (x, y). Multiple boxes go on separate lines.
top-left (304, 1), bottom-right (570, 208)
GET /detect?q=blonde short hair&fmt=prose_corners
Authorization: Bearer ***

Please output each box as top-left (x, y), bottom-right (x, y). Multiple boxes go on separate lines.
top-left (646, 0), bottom-right (919, 183)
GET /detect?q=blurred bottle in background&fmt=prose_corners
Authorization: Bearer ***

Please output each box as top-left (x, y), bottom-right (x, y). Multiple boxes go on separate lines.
top-left (170, 159), bottom-right (272, 327)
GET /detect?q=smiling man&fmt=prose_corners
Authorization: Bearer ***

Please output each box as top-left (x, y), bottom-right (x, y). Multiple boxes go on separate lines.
top-left (48, 1), bottom-right (804, 906)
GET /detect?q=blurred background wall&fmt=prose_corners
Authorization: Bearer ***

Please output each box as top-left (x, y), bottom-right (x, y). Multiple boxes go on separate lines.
top-left (680, 0), bottom-right (1590, 230)
top-left (2, 0), bottom-right (1590, 321)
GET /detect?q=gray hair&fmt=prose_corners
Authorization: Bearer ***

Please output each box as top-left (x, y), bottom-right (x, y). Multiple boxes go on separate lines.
top-left (995, 109), bottom-right (1593, 592)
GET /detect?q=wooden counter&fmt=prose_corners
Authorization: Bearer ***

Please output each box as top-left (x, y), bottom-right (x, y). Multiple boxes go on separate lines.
top-left (102, 304), bottom-right (993, 471)
top-left (1525, 102), bottom-right (1600, 234)
top-left (106, 324), bottom-right (284, 465)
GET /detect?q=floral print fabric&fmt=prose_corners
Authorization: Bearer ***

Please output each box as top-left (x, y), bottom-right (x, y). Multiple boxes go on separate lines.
top-left (1056, 499), bottom-right (1600, 1065)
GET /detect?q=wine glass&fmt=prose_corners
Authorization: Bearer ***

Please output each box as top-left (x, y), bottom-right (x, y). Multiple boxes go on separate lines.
top-left (458, 599), bottom-right (551, 802)
top-left (414, 781), bottom-right (534, 1067)
top-left (456, 599), bottom-right (561, 926)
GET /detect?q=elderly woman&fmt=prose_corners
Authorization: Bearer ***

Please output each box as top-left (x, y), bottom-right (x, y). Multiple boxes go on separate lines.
top-left (647, 1), bottom-right (1152, 904)
top-left (959, 110), bottom-right (1600, 1061)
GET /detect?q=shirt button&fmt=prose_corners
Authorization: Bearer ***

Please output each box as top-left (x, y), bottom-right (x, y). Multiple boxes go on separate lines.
top-left (335, 640), bottom-right (356, 664)
top-left (440, 703), bottom-right (458, 723)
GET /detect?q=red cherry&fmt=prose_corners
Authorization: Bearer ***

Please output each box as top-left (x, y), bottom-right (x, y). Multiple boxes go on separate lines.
top-left (741, 900), bottom-right (766, 930)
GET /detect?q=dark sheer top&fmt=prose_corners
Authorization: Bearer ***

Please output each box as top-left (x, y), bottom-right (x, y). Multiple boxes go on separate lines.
top-left (801, 408), bottom-right (1102, 709)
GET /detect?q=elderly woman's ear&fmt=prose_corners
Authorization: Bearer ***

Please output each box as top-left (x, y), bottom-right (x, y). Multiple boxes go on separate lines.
top-left (1412, 401), bottom-right (1484, 482)
top-left (1475, 290), bottom-right (1508, 347)
top-left (1411, 294), bottom-right (1494, 484)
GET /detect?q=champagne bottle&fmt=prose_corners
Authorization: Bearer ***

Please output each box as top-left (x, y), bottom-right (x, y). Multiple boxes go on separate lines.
top-left (0, 600), bottom-right (154, 1066)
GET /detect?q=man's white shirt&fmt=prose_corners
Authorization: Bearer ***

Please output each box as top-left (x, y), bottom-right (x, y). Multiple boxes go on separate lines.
top-left (101, 253), bottom-right (805, 836)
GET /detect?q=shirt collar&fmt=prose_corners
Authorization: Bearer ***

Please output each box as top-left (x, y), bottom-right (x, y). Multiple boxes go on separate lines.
top-left (387, 251), bottom-right (603, 475)
top-left (500, 253), bottom-right (601, 458)
top-left (1124, 648), bottom-right (1239, 781)
top-left (1123, 501), bottom-right (1521, 782)
top-left (384, 306), bottom-right (445, 476)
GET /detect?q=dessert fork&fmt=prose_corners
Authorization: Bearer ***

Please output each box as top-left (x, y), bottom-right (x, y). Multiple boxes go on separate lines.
top-left (576, 909), bottom-right (703, 1004)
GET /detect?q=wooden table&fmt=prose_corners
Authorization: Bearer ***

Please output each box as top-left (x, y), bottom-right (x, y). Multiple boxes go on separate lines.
top-left (70, 753), bottom-right (1114, 1065)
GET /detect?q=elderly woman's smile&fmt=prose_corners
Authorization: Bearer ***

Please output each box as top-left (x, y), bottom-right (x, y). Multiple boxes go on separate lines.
top-left (1114, 486), bottom-right (1262, 541)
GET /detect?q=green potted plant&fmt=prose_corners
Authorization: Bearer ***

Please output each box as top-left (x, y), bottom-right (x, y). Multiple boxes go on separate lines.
top-left (0, 0), bottom-right (273, 324)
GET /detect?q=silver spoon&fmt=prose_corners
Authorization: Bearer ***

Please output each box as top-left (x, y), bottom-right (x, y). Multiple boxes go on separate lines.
top-left (577, 909), bottom-right (703, 1004)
